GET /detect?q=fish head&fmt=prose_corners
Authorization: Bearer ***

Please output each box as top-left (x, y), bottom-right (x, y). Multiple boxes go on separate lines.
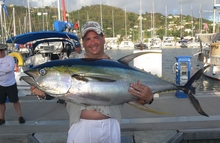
top-left (25, 64), bottom-right (72, 95)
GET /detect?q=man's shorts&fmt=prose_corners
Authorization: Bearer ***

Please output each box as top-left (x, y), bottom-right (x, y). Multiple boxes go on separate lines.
top-left (67, 118), bottom-right (121, 143)
top-left (0, 83), bottom-right (19, 104)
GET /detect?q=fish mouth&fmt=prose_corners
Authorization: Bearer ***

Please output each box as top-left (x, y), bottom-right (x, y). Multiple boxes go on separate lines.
top-left (24, 70), bottom-right (38, 79)
top-left (20, 76), bottom-right (39, 87)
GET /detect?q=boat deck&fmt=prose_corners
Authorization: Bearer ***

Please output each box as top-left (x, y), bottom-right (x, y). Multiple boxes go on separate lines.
top-left (1, 91), bottom-right (220, 142)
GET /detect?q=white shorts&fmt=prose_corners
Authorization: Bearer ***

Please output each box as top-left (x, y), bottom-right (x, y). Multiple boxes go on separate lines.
top-left (67, 118), bottom-right (121, 143)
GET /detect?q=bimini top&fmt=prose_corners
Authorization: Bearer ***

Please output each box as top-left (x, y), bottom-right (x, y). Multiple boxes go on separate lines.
top-left (197, 33), bottom-right (220, 43)
top-left (6, 31), bottom-right (79, 44)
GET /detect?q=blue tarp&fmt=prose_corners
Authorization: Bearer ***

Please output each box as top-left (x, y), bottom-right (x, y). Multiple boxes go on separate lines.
top-left (6, 31), bottom-right (79, 44)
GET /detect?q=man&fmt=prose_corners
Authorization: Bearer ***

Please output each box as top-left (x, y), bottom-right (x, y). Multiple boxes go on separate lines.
top-left (0, 44), bottom-right (25, 125)
top-left (31, 21), bottom-right (153, 143)
top-left (68, 42), bottom-right (82, 58)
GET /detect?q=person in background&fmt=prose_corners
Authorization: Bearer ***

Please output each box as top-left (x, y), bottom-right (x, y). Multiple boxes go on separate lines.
top-left (68, 42), bottom-right (83, 58)
top-left (0, 44), bottom-right (25, 125)
top-left (30, 21), bottom-right (154, 143)
top-left (74, 42), bottom-right (82, 54)
top-left (65, 43), bottom-right (73, 58)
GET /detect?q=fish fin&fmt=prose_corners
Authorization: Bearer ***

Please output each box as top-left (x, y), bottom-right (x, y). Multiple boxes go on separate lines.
top-left (128, 101), bottom-right (174, 115)
top-left (71, 73), bottom-right (119, 82)
top-left (184, 64), bottom-right (210, 91)
top-left (118, 51), bottom-right (161, 65)
top-left (72, 74), bottom-right (89, 82)
top-left (187, 92), bottom-right (209, 117)
top-left (180, 65), bottom-right (210, 117)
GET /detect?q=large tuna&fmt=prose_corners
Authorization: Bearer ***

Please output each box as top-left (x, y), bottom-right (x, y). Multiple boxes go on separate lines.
top-left (21, 52), bottom-right (209, 117)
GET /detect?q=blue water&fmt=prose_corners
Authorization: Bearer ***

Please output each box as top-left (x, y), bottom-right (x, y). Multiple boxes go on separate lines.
top-left (105, 48), bottom-right (220, 92)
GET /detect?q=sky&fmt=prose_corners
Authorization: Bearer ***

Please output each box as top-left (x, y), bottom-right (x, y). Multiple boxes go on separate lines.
top-left (4, 0), bottom-right (218, 21)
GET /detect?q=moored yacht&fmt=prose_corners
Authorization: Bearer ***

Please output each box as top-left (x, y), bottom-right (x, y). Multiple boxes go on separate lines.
top-left (196, 33), bottom-right (220, 80)
top-left (119, 40), bottom-right (134, 50)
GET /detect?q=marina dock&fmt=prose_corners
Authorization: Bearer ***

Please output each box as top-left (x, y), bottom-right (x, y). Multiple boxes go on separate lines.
top-left (1, 91), bottom-right (220, 142)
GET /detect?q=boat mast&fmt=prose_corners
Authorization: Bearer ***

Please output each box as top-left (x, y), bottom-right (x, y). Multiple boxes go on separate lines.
top-left (125, 6), bottom-right (127, 39)
top-left (13, 7), bottom-right (16, 36)
top-left (86, 11), bottom-right (89, 21)
top-left (199, 4), bottom-right (202, 33)
top-left (42, 1), bottom-right (44, 31)
top-left (152, 1), bottom-right (155, 38)
top-left (57, 0), bottom-right (61, 20)
top-left (180, 5), bottom-right (182, 38)
top-left (139, 0), bottom-right (143, 42)
top-left (151, 9), bottom-right (152, 38)
top-left (27, 0), bottom-right (32, 32)
top-left (165, 5), bottom-right (167, 37)
top-left (112, 7), bottom-right (115, 37)
top-left (0, 0), bottom-right (4, 42)
top-left (213, 0), bottom-right (216, 33)
top-left (191, 4), bottom-right (193, 37)
top-left (100, 0), bottom-right (103, 29)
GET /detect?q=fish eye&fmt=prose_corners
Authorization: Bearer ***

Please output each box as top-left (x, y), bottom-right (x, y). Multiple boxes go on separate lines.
top-left (39, 69), bottom-right (46, 76)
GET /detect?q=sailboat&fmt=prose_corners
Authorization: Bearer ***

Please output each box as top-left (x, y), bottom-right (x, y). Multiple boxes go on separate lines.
top-left (162, 5), bottom-right (175, 47)
top-left (147, 1), bottom-right (161, 49)
top-left (133, 0), bottom-right (162, 79)
top-left (196, 0), bottom-right (220, 80)
top-left (104, 6), bottom-right (119, 50)
top-left (119, 6), bottom-right (134, 49)
top-left (134, 0), bottom-right (148, 50)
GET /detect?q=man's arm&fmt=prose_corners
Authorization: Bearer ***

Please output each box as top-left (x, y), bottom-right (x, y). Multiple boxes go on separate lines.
top-left (0, 71), bottom-right (6, 76)
top-left (0, 56), bottom-right (15, 73)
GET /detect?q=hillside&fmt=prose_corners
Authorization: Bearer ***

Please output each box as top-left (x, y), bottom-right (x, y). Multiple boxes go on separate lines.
top-left (3, 4), bottom-right (213, 42)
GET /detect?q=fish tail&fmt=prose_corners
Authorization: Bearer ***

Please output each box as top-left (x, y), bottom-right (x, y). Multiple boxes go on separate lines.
top-left (180, 65), bottom-right (210, 117)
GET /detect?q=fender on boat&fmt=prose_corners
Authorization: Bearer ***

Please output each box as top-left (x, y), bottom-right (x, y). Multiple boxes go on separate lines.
top-left (9, 52), bottom-right (24, 66)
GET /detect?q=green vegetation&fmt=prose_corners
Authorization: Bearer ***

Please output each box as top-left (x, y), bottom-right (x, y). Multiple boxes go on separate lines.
top-left (4, 4), bottom-right (213, 42)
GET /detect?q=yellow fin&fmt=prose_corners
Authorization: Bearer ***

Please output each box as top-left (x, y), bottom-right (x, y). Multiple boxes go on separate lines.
top-left (128, 101), bottom-right (174, 115)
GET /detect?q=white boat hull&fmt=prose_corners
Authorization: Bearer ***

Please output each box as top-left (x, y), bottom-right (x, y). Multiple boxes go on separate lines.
top-left (119, 41), bottom-right (134, 50)
top-left (118, 46), bottom-right (134, 50)
top-left (203, 65), bottom-right (220, 80)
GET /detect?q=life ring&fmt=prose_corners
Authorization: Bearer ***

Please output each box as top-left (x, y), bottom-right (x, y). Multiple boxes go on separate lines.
top-left (8, 52), bottom-right (24, 66)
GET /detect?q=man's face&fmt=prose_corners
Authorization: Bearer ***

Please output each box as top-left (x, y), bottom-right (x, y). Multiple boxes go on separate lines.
top-left (75, 46), bottom-right (82, 54)
top-left (82, 31), bottom-right (105, 57)
top-left (0, 49), bottom-right (6, 58)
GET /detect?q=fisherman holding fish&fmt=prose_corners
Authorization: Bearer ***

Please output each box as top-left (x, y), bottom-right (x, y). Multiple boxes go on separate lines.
top-left (30, 21), bottom-right (154, 143)
top-left (0, 43), bottom-right (25, 125)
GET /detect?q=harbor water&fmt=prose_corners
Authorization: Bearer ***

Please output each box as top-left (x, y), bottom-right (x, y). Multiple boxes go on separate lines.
top-left (105, 47), bottom-right (220, 92)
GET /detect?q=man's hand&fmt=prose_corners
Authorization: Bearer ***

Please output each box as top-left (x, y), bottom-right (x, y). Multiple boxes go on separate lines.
top-left (128, 80), bottom-right (154, 105)
top-left (30, 86), bottom-right (46, 98)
